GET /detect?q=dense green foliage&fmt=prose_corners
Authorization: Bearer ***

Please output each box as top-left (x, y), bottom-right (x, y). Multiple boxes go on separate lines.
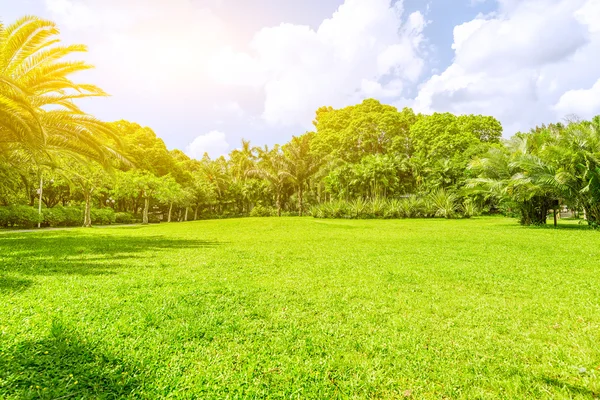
top-left (3, 90), bottom-right (507, 226)
top-left (1, 218), bottom-right (599, 398)
top-left (311, 190), bottom-right (476, 219)
top-left (1, 14), bottom-right (599, 229)
top-left (469, 118), bottom-right (600, 226)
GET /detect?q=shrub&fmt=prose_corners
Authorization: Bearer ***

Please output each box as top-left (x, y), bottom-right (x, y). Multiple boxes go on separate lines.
top-left (311, 195), bottom-right (476, 220)
top-left (250, 205), bottom-right (275, 217)
top-left (429, 189), bottom-right (459, 219)
top-left (0, 205), bottom-right (40, 228)
top-left (43, 206), bottom-right (67, 227)
top-left (115, 212), bottom-right (135, 224)
top-left (461, 200), bottom-right (479, 219)
top-left (420, 196), bottom-right (438, 218)
top-left (385, 199), bottom-right (402, 219)
top-left (368, 198), bottom-right (388, 219)
top-left (63, 207), bottom-right (83, 226)
top-left (310, 204), bottom-right (324, 219)
top-left (42, 206), bottom-right (85, 227)
top-left (91, 208), bottom-right (116, 225)
top-left (148, 213), bottom-right (161, 223)
top-left (350, 198), bottom-right (367, 219)
top-left (0, 207), bottom-right (10, 228)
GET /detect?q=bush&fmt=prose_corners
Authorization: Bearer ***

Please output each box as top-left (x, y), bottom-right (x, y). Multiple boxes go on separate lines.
top-left (43, 206), bottom-right (67, 227)
top-left (115, 212), bottom-right (135, 224)
top-left (0, 207), bottom-right (10, 228)
top-left (91, 208), bottom-right (116, 225)
top-left (350, 198), bottom-right (367, 218)
top-left (429, 189), bottom-right (459, 219)
top-left (42, 206), bottom-right (83, 227)
top-left (250, 205), bottom-right (275, 217)
top-left (368, 198), bottom-right (388, 219)
top-left (311, 195), bottom-right (470, 220)
top-left (147, 213), bottom-right (161, 223)
top-left (461, 200), bottom-right (479, 219)
top-left (63, 207), bottom-right (83, 226)
top-left (0, 205), bottom-right (40, 228)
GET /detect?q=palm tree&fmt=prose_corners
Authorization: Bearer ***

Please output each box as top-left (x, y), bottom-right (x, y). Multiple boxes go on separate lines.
top-left (0, 16), bottom-right (120, 165)
top-left (229, 139), bottom-right (256, 181)
top-left (282, 133), bottom-right (324, 216)
top-left (247, 146), bottom-right (290, 217)
top-left (535, 122), bottom-right (600, 224)
top-left (468, 137), bottom-right (557, 225)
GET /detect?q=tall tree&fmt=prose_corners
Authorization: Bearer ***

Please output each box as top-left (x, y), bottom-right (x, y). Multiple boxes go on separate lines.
top-left (247, 146), bottom-right (290, 217)
top-left (283, 133), bottom-right (324, 216)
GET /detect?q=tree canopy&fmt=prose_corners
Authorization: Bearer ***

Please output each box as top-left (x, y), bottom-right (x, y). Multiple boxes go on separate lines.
top-left (1, 14), bottom-right (598, 228)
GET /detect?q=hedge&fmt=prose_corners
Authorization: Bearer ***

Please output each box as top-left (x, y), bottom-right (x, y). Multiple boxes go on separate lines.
top-left (0, 206), bottom-right (127, 228)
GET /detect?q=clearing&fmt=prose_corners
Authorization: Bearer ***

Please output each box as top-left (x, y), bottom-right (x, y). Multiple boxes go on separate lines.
top-left (0, 217), bottom-right (599, 399)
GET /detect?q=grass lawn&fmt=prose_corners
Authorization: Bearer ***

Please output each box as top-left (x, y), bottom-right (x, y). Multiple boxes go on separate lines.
top-left (0, 217), bottom-right (599, 399)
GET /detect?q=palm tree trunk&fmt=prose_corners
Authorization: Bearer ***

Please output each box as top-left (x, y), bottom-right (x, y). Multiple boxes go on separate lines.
top-left (298, 186), bottom-right (303, 216)
top-left (83, 191), bottom-right (92, 228)
top-left (276, 191), bottom-right (281, 217)
top-left (37, 176), bottom-right (43, 228)
top-left (168, 202), bottom-right (173, 222)
top-left (142, 197), bottom-right (149, 224)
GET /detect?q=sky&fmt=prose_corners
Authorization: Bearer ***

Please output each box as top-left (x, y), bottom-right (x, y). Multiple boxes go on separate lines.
top-left (2, 0), bottom-right (600, 159)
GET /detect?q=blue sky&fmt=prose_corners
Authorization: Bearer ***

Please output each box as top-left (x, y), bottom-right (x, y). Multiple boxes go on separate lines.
top-left (2, 0), bottom-right (599, 158)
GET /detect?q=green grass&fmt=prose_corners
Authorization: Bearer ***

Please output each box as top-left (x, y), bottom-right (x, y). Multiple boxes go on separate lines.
top-left (0, 217), bottom-right (599, 399)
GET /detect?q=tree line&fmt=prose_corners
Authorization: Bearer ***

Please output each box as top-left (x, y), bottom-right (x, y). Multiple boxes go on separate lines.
top-left (1, 16), bottom-right (599, 228)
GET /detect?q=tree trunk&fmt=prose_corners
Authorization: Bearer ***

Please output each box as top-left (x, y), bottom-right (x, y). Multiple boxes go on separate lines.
top-left (143, 197), bottom-right (149, 224)
top-left (37, 176), bottom-right (43, 228)
top-left (83, 192), bottom-right (92, 228)
top-left (276, 191), bottom-right (281, 217)
top-left (298, 186), bottom-right (303, 216)
top-left (184, 207), bottom-right (188, 221)
top-left (194, 206), bottom-right (199, 220)
top-left (168, 202), bottom-right (173, 222)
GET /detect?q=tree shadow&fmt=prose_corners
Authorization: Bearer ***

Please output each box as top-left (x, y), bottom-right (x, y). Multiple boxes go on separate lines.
top-left (524, 221), bottom-right (598, 231)
top-left (0, 275), bottom-right (32, 293)
top-left (0, 231), bottom-right (221, 277)
top-left (0, 319), bottom-right (147, 399)
top-left (541, 376), bottom-right (599, 397)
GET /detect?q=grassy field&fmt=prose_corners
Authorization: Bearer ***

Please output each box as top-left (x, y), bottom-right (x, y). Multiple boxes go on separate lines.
top-left (0, 217), bottom-right (599, 399)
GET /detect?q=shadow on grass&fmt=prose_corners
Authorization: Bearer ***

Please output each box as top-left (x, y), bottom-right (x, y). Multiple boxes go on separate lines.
top-left (0, 231), bottom-right (220, 277)
top-left (541, 376), bottom-right (599, 397)
top-left (0, 319), bottom-right (147, 399)
top-left (0, 276), bottom-right (32, 294)
top-left (524, 221), bottom-right (598, 231)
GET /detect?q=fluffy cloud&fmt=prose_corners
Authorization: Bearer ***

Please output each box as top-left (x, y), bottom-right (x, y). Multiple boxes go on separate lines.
top-left (44, 0), bottom-right (228, 93)
top-left (413, 0), bottom-right (600, 134)
top-left (186, 131), bottom-right (230, 159)
top-left (555, 78), bottom-right (600, 119)
top-left (210, 0), bottom-right (426, 127)
top-left (43, 0), bottom-right (600, 142)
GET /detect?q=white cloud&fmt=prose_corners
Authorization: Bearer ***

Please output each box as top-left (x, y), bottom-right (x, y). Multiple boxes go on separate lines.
top-left (413, 0), bottom-right (600, 135)
top-left (44, 0), bottom-right (229, 93)
top-left (210, 0), bottom-right (426, 127)
top-left (43, 0), bottom-right (600, 141)
top-left (186, 131), bottom-right (230, 159)
top-left (555, 78), bottom-right (600, 118)
top-left (213, 101), bottom-right (246, 117)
